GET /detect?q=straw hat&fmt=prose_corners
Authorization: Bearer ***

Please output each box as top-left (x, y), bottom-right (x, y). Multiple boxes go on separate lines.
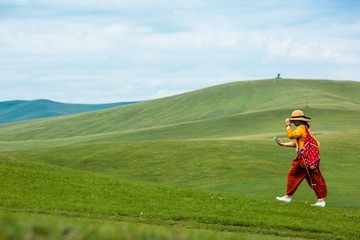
top-left (289, 110), bottom-right (311, 122)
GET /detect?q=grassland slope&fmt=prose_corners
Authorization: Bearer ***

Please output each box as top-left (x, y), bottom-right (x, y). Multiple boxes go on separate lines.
top-left (1, 79), bottom-right (359, 209)
top-left (0, 79), bottom-right (359, 141)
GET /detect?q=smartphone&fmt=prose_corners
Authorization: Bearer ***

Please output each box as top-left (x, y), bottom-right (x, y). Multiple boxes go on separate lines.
top-left (274, 136), bottom-right (282, 145)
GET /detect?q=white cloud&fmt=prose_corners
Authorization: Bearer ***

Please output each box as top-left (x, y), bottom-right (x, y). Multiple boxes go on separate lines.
top-left (0, 0), bottom-right (359, 103)
top-left (0, 20), bottom-right (139, 55)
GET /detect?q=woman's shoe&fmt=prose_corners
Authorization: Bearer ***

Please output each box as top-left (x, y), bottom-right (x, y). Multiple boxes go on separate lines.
top-left (311, 201), bottom-right (326, 207)
top-left (276, 196), bottom-right (292, 203)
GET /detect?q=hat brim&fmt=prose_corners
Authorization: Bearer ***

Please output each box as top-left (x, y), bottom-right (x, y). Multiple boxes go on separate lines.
top-left (289, 117), bottom-right (310, 122)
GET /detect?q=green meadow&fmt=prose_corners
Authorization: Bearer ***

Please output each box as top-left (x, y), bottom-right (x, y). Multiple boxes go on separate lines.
top-left (0, 79), bottom-right (360, 239)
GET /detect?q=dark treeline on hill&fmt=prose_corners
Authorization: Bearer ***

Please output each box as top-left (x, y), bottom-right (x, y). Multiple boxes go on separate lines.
top-left (0, 99), bottom-right (137, 124)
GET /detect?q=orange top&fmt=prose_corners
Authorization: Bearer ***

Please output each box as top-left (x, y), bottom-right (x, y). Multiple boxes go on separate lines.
top-left (286, 125), bottom-right (320, 149)
top-left (287, 125), bottom-right (306, 149)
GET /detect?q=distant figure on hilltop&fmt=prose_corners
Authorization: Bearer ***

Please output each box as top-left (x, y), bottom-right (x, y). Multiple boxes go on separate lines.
top-left (276, 73), bottom-right (281, 79)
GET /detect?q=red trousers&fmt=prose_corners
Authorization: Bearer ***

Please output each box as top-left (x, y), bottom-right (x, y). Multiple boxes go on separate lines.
top-left (286, 159), bottom-right (327, 199)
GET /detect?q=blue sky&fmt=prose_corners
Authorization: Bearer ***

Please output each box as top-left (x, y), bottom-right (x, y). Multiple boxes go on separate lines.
top-left (1, 0), bottom-right (360, 103)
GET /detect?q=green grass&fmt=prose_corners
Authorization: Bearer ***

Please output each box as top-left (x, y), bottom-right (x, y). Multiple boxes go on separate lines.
top-left (1, 213), bottom-right (273, 240)
top-left (4, 130), bottom-right (360, 208)
top-left (0, 79), bottom-right (359, 239)
top-left (0, 158), bottom-right (359, 240)
top-left (0, 107), bottom-right (358, 152)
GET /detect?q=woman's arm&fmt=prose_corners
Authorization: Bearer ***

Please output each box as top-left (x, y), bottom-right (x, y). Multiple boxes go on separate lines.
top-left (274, 118), bottom-right (296, 148)
top-left (281, 141), bottom-right (296, 147)
top-left (275, 137), bottom-right (296, 148)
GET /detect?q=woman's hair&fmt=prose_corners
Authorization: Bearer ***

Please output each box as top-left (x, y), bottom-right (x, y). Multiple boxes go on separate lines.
top-left (298, 121), bottom-right (310, 128)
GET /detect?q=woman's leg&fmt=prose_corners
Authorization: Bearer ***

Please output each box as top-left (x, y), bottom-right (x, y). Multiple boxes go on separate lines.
top-left (286, 160), bottom-right (307, 196)
top-left (307, 168), bottom-right (327, 199)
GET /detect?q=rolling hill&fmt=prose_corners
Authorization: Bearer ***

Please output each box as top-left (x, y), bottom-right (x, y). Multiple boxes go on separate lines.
top-left (0, 79), bottom-right (359, 142)
top-left (0, 99), bottom-right (136, 124)
top-left (1, 78), bottom-right (359, 205)
top-left (1, 78), bottom-right (360, 239)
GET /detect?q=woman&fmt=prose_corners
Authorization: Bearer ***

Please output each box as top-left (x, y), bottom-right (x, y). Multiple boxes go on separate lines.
top-left (275, 110), bottom-right (327, 207)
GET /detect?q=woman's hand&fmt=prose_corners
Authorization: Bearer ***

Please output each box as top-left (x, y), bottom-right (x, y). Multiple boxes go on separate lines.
top-left (285, 118), bottom-right (291, 126)
top-left (274, 137), bottom-right (283, 146)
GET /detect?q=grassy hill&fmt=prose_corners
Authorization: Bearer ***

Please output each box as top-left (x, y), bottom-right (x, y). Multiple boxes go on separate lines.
top-left (0, 79), bottom-right (359, 142)
top-left (0, 99), bottom-right (136, 124)
top-left (0, 79), bottom-right (360, 239)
